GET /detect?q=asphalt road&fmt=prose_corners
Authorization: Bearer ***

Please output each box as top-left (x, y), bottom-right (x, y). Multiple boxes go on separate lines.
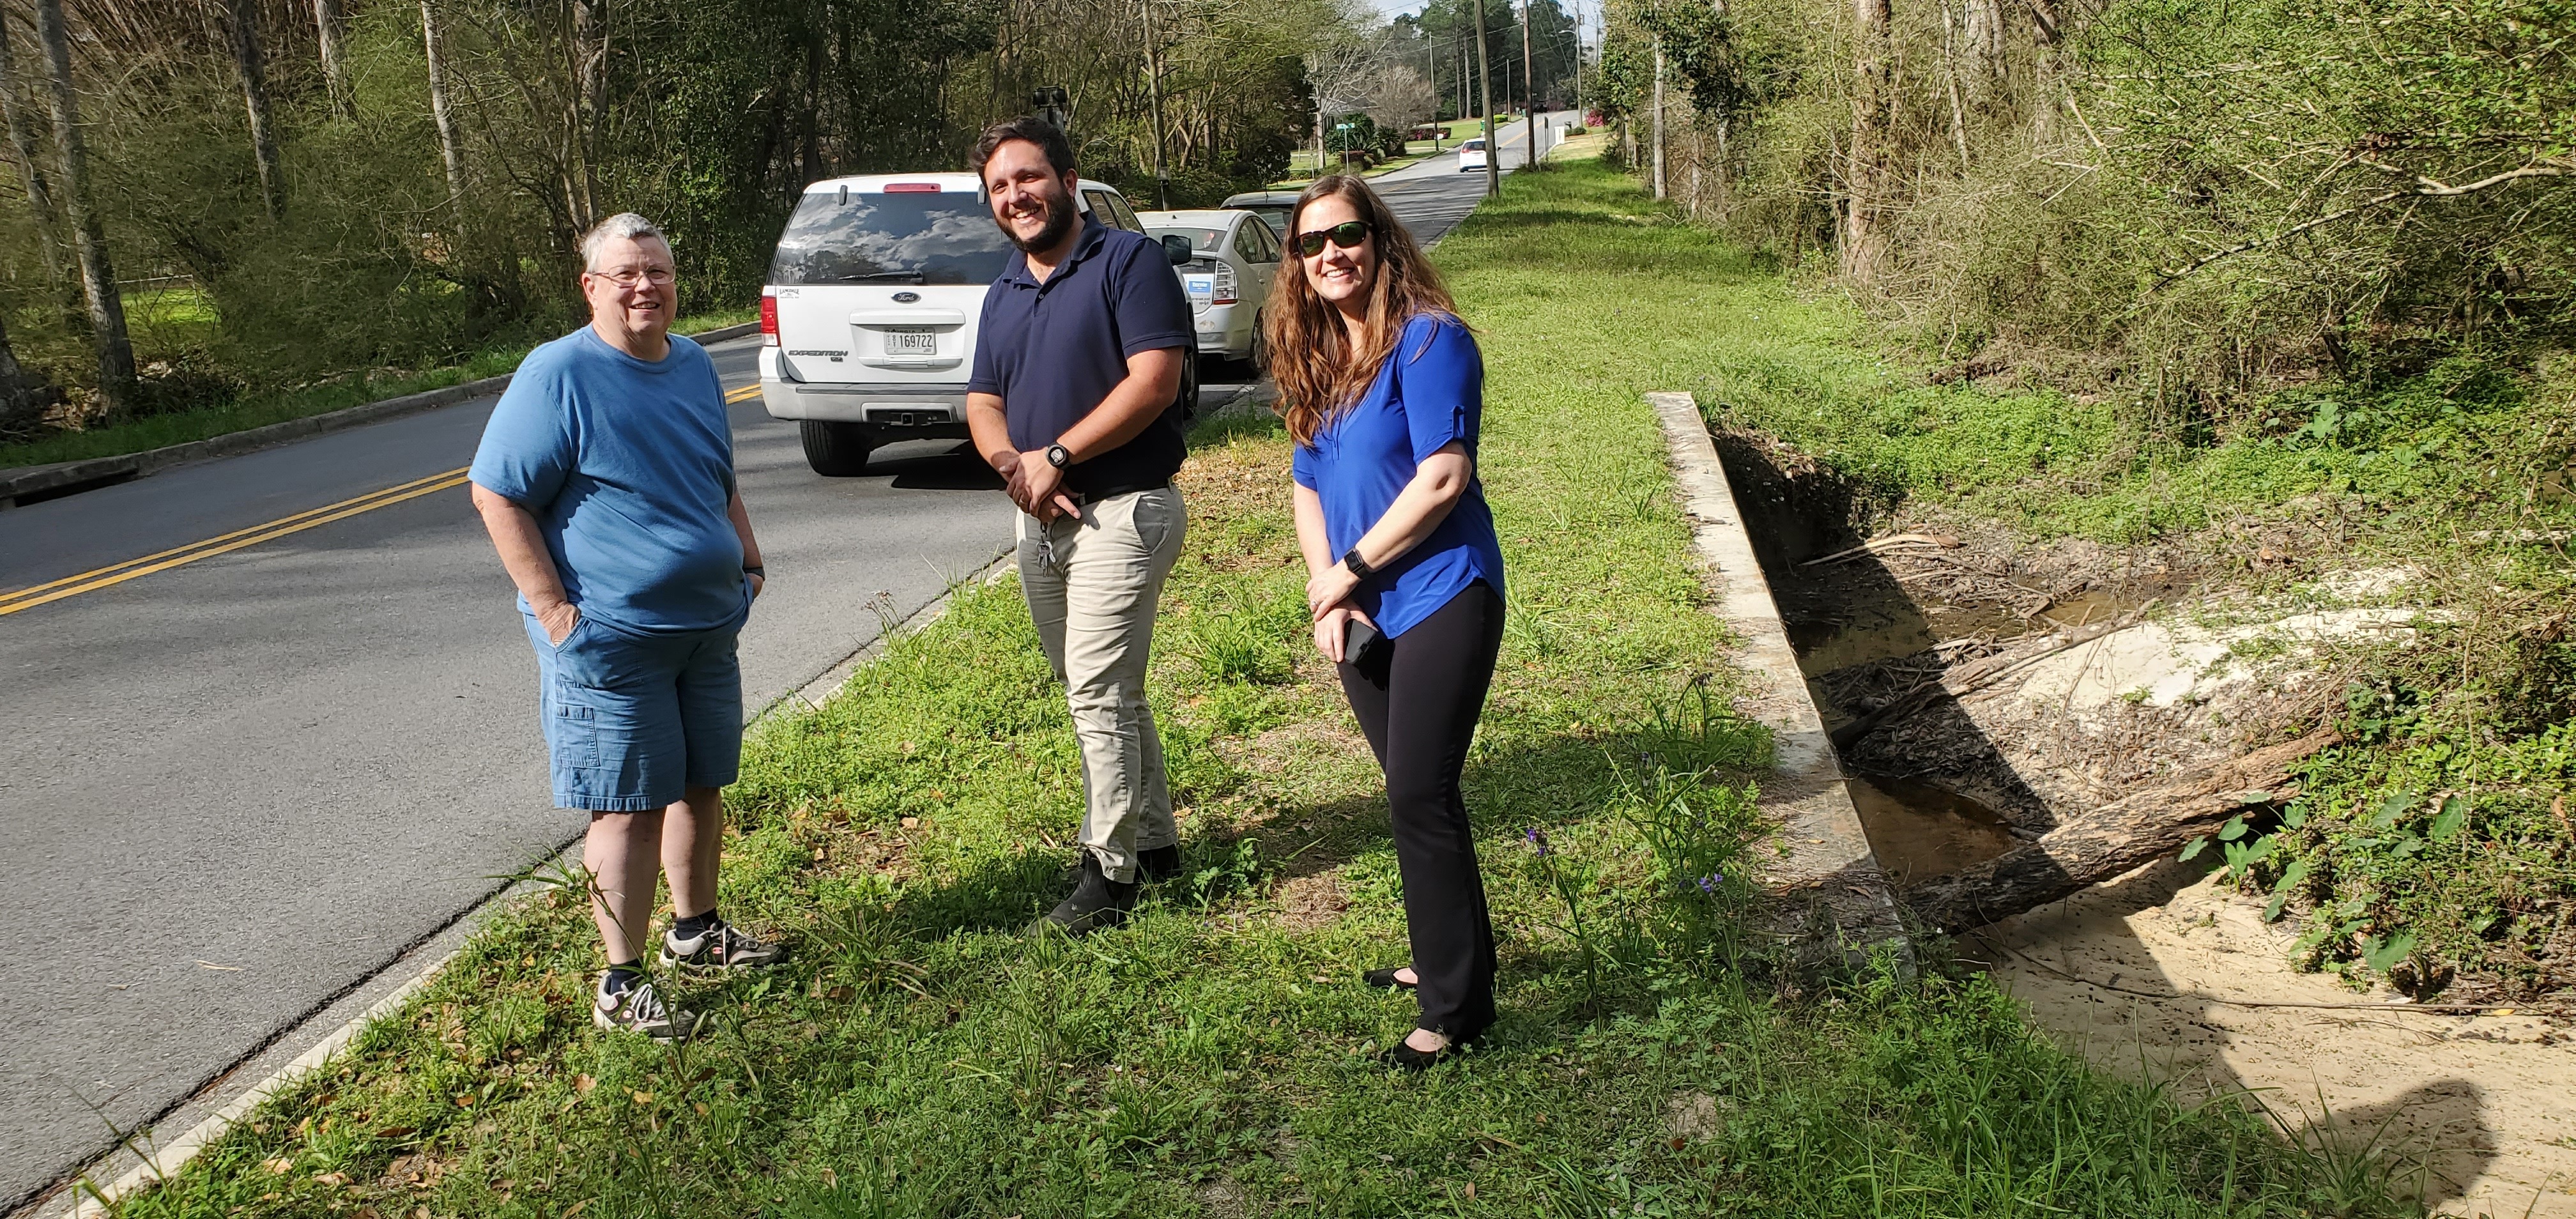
top-left (0, 119), bottom-right (1559, 1211)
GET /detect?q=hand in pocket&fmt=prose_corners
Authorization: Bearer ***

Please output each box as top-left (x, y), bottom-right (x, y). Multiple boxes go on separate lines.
top-left (539, 601), bottom-right (581, 646)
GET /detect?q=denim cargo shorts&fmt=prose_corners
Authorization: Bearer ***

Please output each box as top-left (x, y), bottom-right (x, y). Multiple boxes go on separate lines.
top-left (522, 608), bottom-right (744, 811)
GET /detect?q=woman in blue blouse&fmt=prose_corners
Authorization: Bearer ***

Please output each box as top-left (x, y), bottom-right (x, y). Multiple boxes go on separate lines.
top-left (1262, 176), bottom-right (1508, 1070)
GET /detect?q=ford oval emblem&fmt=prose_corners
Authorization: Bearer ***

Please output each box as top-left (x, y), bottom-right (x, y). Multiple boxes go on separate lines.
top-left (892, 291), bottom-right (921, 303)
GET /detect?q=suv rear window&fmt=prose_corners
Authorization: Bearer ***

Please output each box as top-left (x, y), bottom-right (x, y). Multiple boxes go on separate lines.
top-left (768, 192), bottom-right (1010, 286)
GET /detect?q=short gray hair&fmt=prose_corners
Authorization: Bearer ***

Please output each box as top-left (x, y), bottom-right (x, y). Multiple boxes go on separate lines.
top-left (579, 212), bottom-right (667, 271)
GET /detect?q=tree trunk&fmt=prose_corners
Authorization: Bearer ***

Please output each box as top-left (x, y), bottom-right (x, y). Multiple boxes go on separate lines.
top-left (0, 8), bottom-right (73, 312)
top-left (797, 11), bottom-right (821, 188)
top-left (1650, 38), bottom-right (1666, 199)
top-left (1842, 0), bottom-right (1896, 281)
top-left (226, 0), bottom-right (286, 219)
top-left (313, 0), bottom-right (354, 119)
top-left (1939, 0), bottom-right (1971, 164)
top-left (421, 0), bottom-right (466, 204)
top-left (1900, 728), bottom-right (2342, 931)
top-left (1963, 0), bottom-right (2005, 96)
top-left (31, 0), bottom-right (135, 418)
top-left (570, 0), bottom-right (606, 230)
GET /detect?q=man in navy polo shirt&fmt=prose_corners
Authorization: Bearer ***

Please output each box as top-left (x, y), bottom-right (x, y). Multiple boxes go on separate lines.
top-left (965, 116), bottom-right (1194, 935)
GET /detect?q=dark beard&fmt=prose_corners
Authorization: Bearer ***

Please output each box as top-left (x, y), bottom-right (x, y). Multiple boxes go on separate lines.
top-left (1002, 188), bottom-right (1078, 255)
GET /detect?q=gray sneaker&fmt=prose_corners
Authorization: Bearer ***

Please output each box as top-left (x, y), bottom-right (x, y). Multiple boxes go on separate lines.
top-left (658, 919), bottom-right (785, 972)
top-left (592, 975), bottom-right (698, 1043)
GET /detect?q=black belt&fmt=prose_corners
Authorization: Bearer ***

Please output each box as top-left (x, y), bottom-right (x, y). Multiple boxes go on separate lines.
top-left (1068, 479), bottom-right (1170, 503)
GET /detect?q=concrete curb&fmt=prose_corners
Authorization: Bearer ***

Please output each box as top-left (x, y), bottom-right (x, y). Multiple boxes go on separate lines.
top-left (0, 321), bottom-right (760, 510)
top-left (31, 547), bottom-right (973, 1219)
top-left (1646, 390), bottom-right (1912, 969)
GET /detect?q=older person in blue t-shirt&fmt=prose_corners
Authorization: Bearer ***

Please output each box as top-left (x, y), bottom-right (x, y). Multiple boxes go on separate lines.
top-left (1268, 176), bottom-right (1509, 1071)
top-left (468, 213), bottom-right (783, 1043)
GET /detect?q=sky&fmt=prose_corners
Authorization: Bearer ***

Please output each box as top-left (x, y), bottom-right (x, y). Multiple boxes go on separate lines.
top-left (1368, 0), bottom-right (1598, 40)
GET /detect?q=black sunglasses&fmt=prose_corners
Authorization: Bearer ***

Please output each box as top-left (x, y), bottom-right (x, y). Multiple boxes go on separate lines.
top-left (1293, 220), bottom-right (1374, 257)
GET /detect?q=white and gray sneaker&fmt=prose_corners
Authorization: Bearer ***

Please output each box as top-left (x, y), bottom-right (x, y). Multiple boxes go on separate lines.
top-left (658, 919), bottom-right (784, 973)
top-left (592, 974), bottom-right (698, 1043)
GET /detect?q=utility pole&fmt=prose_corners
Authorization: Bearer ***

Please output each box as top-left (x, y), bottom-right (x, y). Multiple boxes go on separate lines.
top-left (1459, 38), bottom-right (1470, 121)
top-left (1473, 0), bottom-right (1498, 196)
top-left (1521, 0), bottom-right (1537, 165)
top-left (1142, 0), bottom-right (1169, 208)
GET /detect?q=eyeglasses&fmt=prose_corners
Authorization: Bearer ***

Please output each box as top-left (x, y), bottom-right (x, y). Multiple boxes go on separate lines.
top-left (590, 267), bottom-right (675, 287)
top-left (1293, 220), bottom-right (1374, 257)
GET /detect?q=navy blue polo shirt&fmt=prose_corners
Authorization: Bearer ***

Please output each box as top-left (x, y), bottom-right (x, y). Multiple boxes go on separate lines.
top-left (969, 217), bottom-right (1193, 496)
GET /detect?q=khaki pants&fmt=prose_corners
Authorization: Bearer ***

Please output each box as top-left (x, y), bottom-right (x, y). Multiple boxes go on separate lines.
top-left (1017, 486), bottom-right (1186, 883)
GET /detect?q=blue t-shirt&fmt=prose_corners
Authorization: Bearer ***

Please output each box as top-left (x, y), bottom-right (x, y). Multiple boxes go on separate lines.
top-left (468, 326), bottom-right (749, 636)
top-left (1291, 314), bottom-right (1507, 638)
top-left (969, 217), bottom-right (1194, 496)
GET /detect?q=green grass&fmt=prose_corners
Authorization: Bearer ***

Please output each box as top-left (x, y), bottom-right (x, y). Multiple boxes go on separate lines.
top-left (0, 308), bottom-right (756, 471)
top-left (106, 164), bottom-right (2420, 1218)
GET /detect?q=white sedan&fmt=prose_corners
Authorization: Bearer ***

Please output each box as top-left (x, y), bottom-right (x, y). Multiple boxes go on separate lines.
top-left (1457, 137), bottom-right (1488, 173)
top-left (1141, 208), bottom-right (1284, 366)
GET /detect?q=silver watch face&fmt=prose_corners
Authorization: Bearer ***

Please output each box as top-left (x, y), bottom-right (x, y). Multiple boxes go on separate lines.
top-left (1050, 445), bottom-right (1070, 468)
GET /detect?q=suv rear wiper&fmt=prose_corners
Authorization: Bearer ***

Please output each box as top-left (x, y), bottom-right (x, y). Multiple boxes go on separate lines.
top-left (847, 271), bottom-right (926, 283)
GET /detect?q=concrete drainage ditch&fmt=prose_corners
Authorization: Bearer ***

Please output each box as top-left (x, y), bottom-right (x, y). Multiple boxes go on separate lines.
top-left (1655, 390), bottom-right (2439, 947)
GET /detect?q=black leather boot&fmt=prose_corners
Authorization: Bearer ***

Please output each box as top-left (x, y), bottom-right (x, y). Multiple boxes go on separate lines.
top-left (1036, 853), bottom-right (1137, 937)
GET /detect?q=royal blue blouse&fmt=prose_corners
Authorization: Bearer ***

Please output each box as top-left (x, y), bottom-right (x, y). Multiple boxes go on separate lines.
top-left (1291, 313), bottom-right (1507, 638)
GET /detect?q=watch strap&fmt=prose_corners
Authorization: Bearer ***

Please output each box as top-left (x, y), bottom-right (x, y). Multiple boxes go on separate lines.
top-left (1342, 546), bottom-right (1374, 579)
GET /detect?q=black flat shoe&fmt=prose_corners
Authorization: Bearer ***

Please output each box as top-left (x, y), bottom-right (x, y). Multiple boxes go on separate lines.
top-left (1360, 966), bottom-right (1419, 990)
top-left (1378, 1034), bottom-right (1471, 1072)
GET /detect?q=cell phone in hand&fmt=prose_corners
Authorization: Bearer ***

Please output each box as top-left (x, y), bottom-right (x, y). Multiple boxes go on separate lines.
top-left (1342, 617), bottom-right (1387, 667)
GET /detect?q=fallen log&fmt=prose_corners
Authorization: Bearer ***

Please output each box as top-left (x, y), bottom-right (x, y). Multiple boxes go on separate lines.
top-left (1900, 726), bottom-right (2342, 931)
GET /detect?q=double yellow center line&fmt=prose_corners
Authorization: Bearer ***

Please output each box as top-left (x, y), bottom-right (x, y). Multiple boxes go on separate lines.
top-left (0, 468), bottom-right (471, 617)
top-left (3, 380), bottom-right (763, 617)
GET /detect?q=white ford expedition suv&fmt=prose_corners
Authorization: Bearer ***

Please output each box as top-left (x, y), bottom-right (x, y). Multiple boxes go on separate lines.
top-left (760, 172), bottom-right (1197, 475)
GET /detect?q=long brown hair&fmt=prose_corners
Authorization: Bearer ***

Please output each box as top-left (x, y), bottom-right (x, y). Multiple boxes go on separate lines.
top-left (1260, 175), bottom-right (1460, 447)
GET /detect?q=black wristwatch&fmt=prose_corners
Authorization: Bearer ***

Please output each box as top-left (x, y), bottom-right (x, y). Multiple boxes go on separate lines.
top-left (1342, 546), bottom-right (1374, 579)
top-left (1046, 443), bottom-right (1072, 469)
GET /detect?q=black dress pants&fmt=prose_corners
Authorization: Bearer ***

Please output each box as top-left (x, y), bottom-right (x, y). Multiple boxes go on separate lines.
top-left (1337, 581), bottom-right (1506, 1039)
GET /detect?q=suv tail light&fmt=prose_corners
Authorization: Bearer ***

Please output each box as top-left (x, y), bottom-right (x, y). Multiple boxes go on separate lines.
top-left (1212, 261), bottom-right (1238, 305)
top-left (759, 290), bottom-right (778, 346)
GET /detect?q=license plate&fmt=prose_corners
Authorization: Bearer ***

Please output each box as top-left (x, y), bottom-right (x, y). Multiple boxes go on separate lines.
top-left (884, 327), bottom-right (937, 355)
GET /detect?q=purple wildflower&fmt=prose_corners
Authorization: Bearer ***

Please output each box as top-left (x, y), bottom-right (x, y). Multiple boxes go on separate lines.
top-left (1696, 873), bottom-right (1723, 895)
top-left (1525, 827), bottom-right (1551, 856)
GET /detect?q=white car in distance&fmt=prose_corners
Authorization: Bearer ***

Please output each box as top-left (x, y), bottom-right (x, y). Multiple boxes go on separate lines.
top-left (760, 172), bottom-right (1196, 476)
top-left (1140, 208), bottom-right (1282, 368)
top-left (1457, 137), bottom-right (1488, 173)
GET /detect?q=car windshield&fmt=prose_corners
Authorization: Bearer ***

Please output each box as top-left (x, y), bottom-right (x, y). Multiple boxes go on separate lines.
top-left (768, 192), bottom-right (1010, 286)
top-left (1148, 226), bottom-right (1228, 253)
top-left (1463, 140), bottom-right (1483, 150)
